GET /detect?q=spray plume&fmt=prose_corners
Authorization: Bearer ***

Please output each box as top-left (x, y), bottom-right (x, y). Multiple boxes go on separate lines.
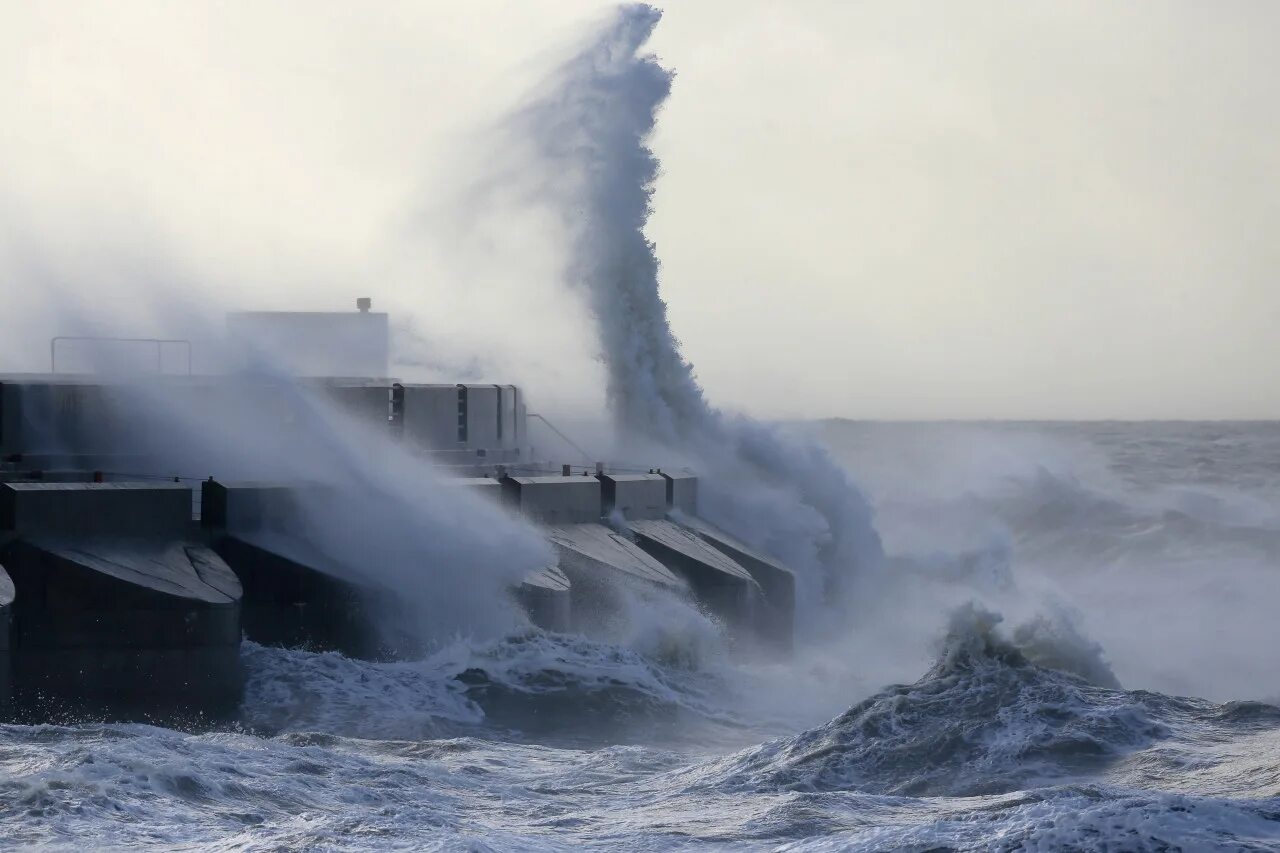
top-left (512, 5), bottom-right (883, 614)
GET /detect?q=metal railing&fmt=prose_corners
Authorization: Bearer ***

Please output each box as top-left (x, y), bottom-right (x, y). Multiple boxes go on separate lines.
top-left (526, 412), bottom-right (595, 463)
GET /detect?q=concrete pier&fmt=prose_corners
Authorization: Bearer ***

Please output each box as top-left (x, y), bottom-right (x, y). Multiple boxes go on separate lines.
top-left (499, 474), bottom-right (687, 627)
top-left (0, 482), bottom-right (243, 717)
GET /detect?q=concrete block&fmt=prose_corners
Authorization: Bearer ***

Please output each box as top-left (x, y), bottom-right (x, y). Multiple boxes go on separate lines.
top-left (399, 384), bottom-right (462, 449)
top-left (311, 379), bottom-right (391, 432)
top-left (661, 471), bottom-right (698, 514)
top-left (1, 538), bottom-right (243, 718)
top-left (599, 473), bottom-right (667, 520)
top-left (201, 480), bottom-right (306, 533)
top-left (1, 482), bottom-right (192, 538)
top-left (502, 476), bottom-right (601, 525)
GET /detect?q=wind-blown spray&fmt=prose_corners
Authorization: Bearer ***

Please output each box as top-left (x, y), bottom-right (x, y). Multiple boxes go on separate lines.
top-left (518, 5), bottom-right (883, 614)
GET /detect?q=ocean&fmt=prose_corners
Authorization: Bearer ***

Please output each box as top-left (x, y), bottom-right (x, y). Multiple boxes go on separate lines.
top-left (3, 420), bottom-right (1278, 851)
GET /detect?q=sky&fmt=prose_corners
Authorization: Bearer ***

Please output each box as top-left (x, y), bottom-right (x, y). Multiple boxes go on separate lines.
top-left (1, 1), bottom-right (1276, 420)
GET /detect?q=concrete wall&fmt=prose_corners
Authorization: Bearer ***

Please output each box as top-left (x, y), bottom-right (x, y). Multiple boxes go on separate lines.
top-left (0, 567), bottom-right (11, 710)
top-left (399, 384), bottom-right (460, 449)
top-left (0, 379), bottom-right (134, 457)
top-left (600, 474), bottom-right (667, 520)
top-left (662, 471), bottom-right (698, 514)
top-left (462, 385), bottom-right (500, 451)
top-left (399, 383), bottom-right (527, 458)
top-left (502, 476), bottom-right (602, 525)
top-left (2, 539), bottom-right (242, 718)
top-left (1, 482), bottom-right (192, 538)
top-left (447, 478), bottom-right (504, 502)
top-left (201, 481), bottom-right (308, 533)
top-left (313, 380), bottom-right (391, 432)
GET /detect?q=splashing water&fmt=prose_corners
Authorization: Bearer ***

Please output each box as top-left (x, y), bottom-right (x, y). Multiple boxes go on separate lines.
top-left (516, 4), bottom-right (883, 613)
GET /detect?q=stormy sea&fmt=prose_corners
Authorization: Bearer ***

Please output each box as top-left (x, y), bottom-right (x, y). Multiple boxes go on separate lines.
top-left (2, 420), bottom-right (1279, 851)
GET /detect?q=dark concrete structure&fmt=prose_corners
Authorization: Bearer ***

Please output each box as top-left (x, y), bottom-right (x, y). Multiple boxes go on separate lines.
top-left (0, 565), bottom-right (12, 711)
top-left (514, 566), bottom-right (572, 633)
top-left (661, 470), bottom-right (698, 515)
top-left (0, 482), bottom-right (243, 718)
top-left (679, 515), bottom-right (796, 650)
top-left (450, 478), bottom-right (573, 632)
top-left (627, 519), bottom-right (758, 632)
top-left (201, 480), bottom-right (394, 659)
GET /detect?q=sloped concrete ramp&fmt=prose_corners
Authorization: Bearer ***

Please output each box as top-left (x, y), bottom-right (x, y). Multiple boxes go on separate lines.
top-left (628, 519), bottom-right (756, 585)
top-left (546, 523), bottom-right (685, 632)
top-left (547, 523), bottom-right (683, 589)
top-left (678, 515), bottom-right (796, 649)
top-left (627, 519), bottom-right (758, 630)
top-left (30, 538), bottom-right (241, 605)
top-left (516, 566), bottom-right (572, 633)
top-left (3, 537), bottom-right (242, 716)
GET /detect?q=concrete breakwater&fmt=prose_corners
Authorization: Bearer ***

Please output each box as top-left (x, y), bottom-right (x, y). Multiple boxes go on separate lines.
top-left (0, 369), bottom-right (796, 720)
top-left (0, 470), bottom-right (794, 720)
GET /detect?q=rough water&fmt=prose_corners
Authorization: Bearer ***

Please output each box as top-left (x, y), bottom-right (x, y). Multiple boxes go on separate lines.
top-left (3, 421), bottom-right (1280, 851)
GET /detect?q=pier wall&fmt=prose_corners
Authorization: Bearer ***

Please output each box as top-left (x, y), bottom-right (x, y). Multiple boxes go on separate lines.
top-left (501, 476), bottom-right (602, 525)
top-left (0, 481), bottom-right (243, 717)
top-left (600, 473), bottom-right (667, 520)
top-left (662, 471), bottom-right (698, 514)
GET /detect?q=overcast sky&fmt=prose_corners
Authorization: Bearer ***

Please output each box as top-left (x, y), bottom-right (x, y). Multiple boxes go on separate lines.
top-left (2, 1), bottom-right (1276, 419)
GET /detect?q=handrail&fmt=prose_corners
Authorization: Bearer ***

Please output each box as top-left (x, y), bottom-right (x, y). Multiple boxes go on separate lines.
top-left (50, 336), bottom-right (192, 375)
top-left (527, 412), bottom-right (595, 463)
